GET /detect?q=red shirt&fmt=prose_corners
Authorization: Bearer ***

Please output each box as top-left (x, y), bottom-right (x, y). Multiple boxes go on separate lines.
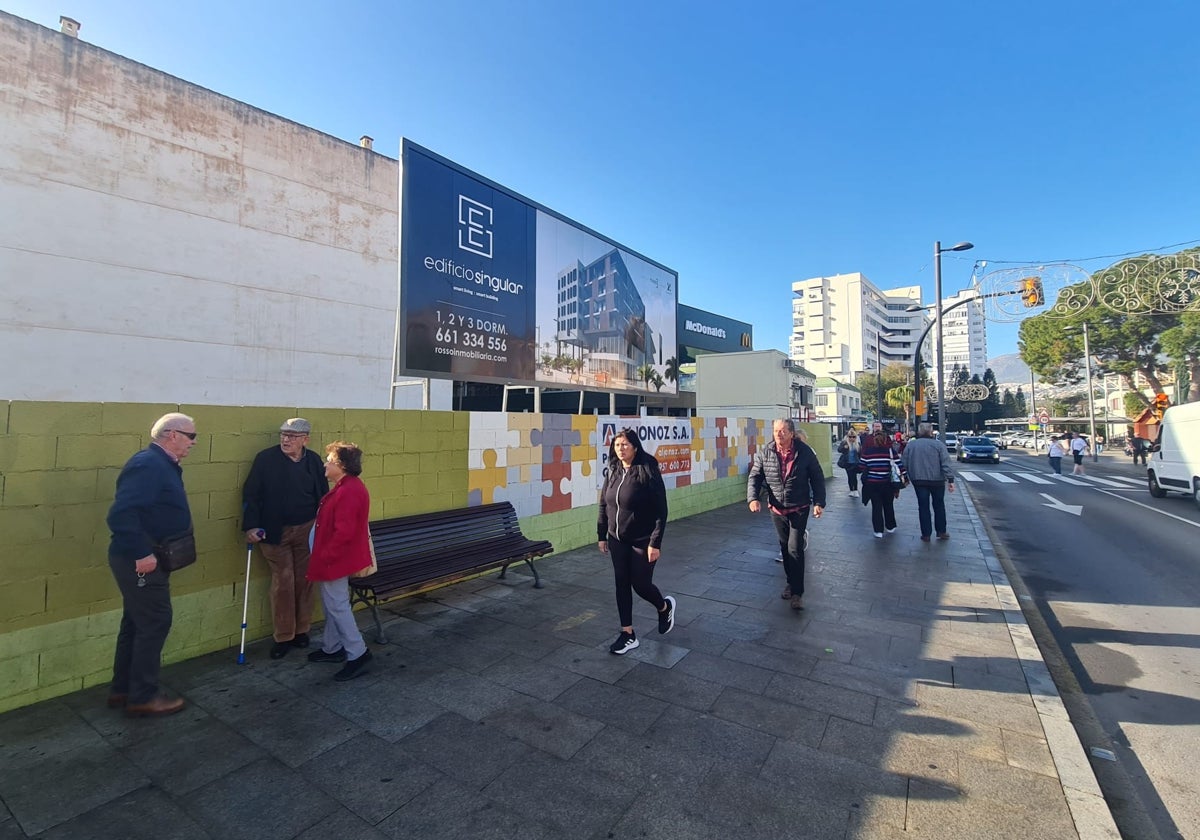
top-left (770, 443), bottom-right (805, 516)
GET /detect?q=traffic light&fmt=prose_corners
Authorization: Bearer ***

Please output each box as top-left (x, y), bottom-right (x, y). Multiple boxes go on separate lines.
top-left (1155, 393), bottom-right (1169, 417)
top-left (1021, 276), bottom-right (1044, 307)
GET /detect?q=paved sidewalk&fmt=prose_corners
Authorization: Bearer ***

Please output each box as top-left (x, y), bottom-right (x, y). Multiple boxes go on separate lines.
top-left (0, 487), bottom-right (1121, 839)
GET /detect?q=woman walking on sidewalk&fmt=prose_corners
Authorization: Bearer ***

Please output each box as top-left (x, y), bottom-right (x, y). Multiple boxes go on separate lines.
top-left (836, 430), bottom-right (862, 497)
top-left (598, 428), bottom-right (675, 655)
top-left (859, 429), bottom-right (906, 538)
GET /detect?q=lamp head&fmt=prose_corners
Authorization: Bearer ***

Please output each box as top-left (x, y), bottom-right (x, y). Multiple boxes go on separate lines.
top-left (947, 241), bottom-right (974, 252)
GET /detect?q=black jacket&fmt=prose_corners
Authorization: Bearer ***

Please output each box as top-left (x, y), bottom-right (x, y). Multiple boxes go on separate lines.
top-left (597, 452), bottom-right (668, 547)
top-left (241, 446), bottom-right (329, 544)
top-left (747, 439), bottom-right (827, 510)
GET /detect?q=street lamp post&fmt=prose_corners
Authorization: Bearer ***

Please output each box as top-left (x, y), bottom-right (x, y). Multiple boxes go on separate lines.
top-left (933, 241), bottom-right (973, 435)
top-left (1068, 323), bottom-right (1100, 463)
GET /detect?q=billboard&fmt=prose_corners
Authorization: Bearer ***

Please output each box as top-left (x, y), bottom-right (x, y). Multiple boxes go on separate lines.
top-left (399, 141), bottom-right (678, 394)
top-left (596, 417), bottom-right (693, 487)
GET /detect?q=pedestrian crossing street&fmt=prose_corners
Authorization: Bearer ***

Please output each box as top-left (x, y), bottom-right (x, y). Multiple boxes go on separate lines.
top-left (956, 470), bottom-right (1145, 489)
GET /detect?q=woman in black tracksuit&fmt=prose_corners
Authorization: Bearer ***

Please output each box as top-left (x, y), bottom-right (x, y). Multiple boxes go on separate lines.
top-left (597, 428), bottom-right (675, 655)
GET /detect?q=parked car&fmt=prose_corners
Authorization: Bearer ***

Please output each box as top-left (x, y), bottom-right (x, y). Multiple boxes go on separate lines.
top-left (958, 436), bottom-right (1000, 464)
top-left (943, 433), bottom-right (960, 453)
top-left (983, 432), bottom-right (1007, 450)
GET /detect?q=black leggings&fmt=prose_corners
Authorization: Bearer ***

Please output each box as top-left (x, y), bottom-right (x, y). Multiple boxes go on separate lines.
top-left (608, 535), bottom-right (665, 628)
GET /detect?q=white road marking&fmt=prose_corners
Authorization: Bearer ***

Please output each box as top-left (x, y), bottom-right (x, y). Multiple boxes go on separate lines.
top-left (1039, 493), bottom-right (1083, 515)
top-left (957, 472), bottom-right (984, 482)
top-left (1095, 488), bottom-right (1200, 529)
top-left (988, 473), bottom-right (1019, 483)
top-left (1012, 472), bottom-right (1054, 485)
top-left (1070, 474), bottom-right (1129, 488)
top-left (1047, 475), bottom-right (1089, 486)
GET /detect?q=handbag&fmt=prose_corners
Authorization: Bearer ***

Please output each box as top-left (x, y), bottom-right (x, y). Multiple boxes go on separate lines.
top-left (889, 452), bottom-right (908, 490)
top-left (351, 535), bottom-right (378, 579)
top-left (836, 451), bottom-right (848, 469)
top-left (153, 528), bottom-right (197, 572)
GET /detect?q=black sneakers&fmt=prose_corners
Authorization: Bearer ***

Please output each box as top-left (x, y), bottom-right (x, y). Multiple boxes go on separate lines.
top-left (608, 631), bottom-right (639, 655)
top-left (307, 648), bottom-right (346, 663)
top-left (658, 596), bottom-right (676, 635)
top-left (334, 649), bottom-right (372, 681)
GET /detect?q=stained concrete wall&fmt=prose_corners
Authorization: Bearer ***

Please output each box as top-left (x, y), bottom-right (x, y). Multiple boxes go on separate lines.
top-left (0, 11), bottom-right (401, 408)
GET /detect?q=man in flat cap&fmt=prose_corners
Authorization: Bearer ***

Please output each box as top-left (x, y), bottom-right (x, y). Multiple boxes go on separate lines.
top-left (242, 418), bottom-right (328, 658)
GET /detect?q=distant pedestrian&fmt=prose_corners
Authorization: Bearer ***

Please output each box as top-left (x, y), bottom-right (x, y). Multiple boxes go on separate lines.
top-left (242, 418), bottom-right (329, 659)
top-left (598, 428), bottom-right (675, 654)
top-left (903, 424), bottom-right (956, 542)
top-left (748, 419), bottom-right (825, 610)
top-left (1131, 436), bottom-right (1149, 466)
top-left (1047, 436), bottom-right (1066, 474)
top-left (106, 413), bottom-right (197, 717)
top-left (836, 430), bottom-right (861, 497)
top-left (1070, 432), bottom-right (1089, 474)
top-left (307, 442), bottom-right (374, 681)
top-left (859, 430), bottom-right (906, 538)
top-left (1095, 434), bottom-right (1104, 456)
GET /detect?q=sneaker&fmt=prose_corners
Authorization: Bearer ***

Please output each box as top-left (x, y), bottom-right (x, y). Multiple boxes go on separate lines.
top-left (790, 594), bottom-right (804, 610)
top-left (608, 631), bottom-right (639, 655)
top-left (781, 584), bottom-right (792, 599)
top-left (849, 490), bottom-right (859, 498)
top-left (307, 648), bottom-right (347, 663)
top-left (658, 596), bottom-right (676, 635)
top-left (920, 535), bottom-right (931, 542)
top-left (334, 649), bottom-right (372, 681)
top-left (937, 533), bottom-right (950, 541)
top-left (873, 532), bottom-right (884, 539)
top-left (269, 642), bottom-right (290, 660)
top-left (775, 552), bottom-right (784, 563)
top-left (290, 633), bottom-right (310, 649)
top-left (885, 527), bottom-right (897, 534)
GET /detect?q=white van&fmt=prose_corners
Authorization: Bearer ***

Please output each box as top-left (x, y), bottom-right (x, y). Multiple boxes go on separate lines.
top-left (1147, 401), bottom-right (1200, 508)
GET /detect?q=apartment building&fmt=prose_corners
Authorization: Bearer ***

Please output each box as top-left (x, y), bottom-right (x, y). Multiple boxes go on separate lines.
top-left (790, 273), bottom-right (925, 384)
top-left (937, 289), bottom-right (988, 377)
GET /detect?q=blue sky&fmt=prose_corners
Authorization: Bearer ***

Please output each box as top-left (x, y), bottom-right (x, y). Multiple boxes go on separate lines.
top-left (7, 1), bottom-right (1198, 360)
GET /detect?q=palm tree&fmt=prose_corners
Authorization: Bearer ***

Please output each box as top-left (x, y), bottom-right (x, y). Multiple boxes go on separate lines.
top-left (664, 357), bottom-right (680, 385)
top-left (636, 364), bottom-right (656, 389)
top-left (651, 372), bottom-right (665, 392)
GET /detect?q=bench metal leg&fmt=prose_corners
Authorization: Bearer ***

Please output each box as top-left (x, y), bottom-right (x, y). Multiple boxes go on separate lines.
top-left (369, 601), bottom-right (388, 645)
top-left (351, 587), bottom-right (388, 645)
top-left (498, 558), bottom-right (542, 588)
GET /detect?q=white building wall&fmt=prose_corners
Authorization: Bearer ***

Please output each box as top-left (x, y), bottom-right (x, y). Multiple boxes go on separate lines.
top-left (696, 350), bottom-right (803, 421)
top-left (937, 290), bottom-right (988, 378)
top-left (790, 273), bottom-right (923, 382)
top-left (0, 12), bottom-right (420, 408)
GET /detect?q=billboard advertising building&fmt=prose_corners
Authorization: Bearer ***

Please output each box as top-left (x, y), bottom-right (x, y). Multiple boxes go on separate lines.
top-left (399, 141), bottom-right (678, 397)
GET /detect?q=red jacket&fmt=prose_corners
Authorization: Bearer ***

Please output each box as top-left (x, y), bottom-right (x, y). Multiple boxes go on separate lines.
top-left (307, 475), bottom-right (372, 581)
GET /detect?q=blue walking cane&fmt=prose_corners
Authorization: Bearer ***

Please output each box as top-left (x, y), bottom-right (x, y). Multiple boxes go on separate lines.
top-left (237, 538), bottom-right (254, 665)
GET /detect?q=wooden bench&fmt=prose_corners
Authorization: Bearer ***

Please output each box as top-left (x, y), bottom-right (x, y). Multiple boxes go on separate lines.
top-left (349, 501), bottom-right (553, 643)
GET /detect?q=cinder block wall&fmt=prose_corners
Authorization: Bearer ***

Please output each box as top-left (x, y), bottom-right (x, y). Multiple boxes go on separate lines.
top-left (0, 402), bottom-right (800, 712)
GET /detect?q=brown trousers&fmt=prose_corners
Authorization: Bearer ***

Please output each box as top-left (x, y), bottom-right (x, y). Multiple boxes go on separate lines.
top-left (258, 521), bottom-right (315, 642)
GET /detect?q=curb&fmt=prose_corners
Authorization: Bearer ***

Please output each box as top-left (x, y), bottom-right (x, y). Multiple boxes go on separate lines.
top-left (957, 487), bottom-right (1122, 840)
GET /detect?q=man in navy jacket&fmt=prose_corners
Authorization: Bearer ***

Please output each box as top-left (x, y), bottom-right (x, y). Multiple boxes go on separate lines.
top-left (106, 412), bottom-right (196, 717)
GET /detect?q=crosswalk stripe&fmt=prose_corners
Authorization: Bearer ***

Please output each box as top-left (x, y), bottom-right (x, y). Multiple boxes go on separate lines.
top-left (988, 473), bottom-right (1018, 483)
top-left (1073, 475), bottom-right (1131, 488)
top-left (1012, 472), bottom-right (1054, 485)
top-left (1101, 475), bottom-right (1146, 486)
top-left (1047, 475), bottom-right (1089, 486)
top-left (958, 472), bottom-right (984, 482)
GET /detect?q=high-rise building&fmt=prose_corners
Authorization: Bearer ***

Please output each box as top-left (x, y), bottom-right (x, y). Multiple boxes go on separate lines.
top-left (936, 289), bottom-right (988, 378)
top-left (790, 273), bottom-right (925, 383)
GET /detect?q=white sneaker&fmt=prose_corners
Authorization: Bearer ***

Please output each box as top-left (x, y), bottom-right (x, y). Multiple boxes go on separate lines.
top-left (873, 532), bottom-right (884, 539)
top-left (885, 527), bottom-right (897, 534)
top-left (849, 490), bottom-right (859, 497)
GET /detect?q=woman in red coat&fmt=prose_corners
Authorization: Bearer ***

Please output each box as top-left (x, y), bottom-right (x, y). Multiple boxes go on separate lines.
top-left (306, 441), bottom-right (372, 681)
